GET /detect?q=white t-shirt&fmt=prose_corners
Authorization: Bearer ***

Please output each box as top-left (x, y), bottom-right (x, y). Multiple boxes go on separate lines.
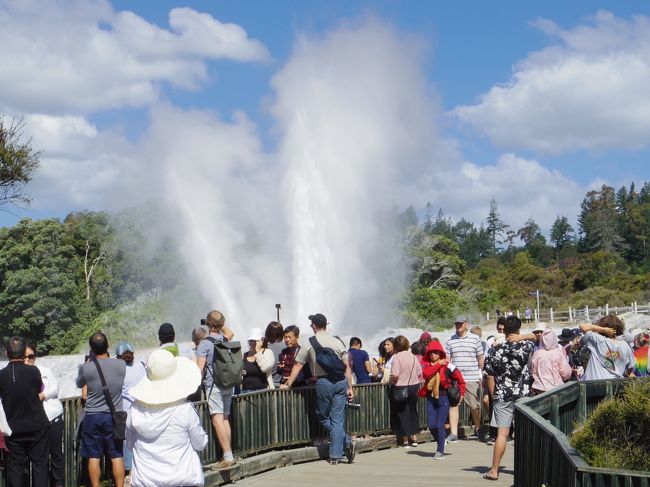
top-left (581, 331), bottom-right (636, 381)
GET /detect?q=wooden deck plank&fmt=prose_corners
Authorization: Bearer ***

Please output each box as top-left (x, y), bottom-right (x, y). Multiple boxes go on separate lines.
top-left (226, 439), bottom-right (514, 487)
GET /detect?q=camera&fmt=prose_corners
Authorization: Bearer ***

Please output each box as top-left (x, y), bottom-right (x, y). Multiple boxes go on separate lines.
top-left (275, 304), bottom-right (281, 309)
top-left (200, 318), bottom-right (206, 326)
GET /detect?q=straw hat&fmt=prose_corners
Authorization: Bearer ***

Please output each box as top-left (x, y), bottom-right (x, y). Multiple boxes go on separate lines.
top-left (129, 349), bottom-right (201, 405)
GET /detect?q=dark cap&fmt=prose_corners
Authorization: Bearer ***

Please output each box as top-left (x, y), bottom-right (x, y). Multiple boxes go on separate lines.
top-left (158, 322), bottom-right (175, 338)
top-left (454, 315), bottom-right (468, 324)
top-left (308, 313), bottom-right (328, 328)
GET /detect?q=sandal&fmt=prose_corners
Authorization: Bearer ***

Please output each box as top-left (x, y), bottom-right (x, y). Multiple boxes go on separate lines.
top-left (482, 472), bottom-right (499, 481)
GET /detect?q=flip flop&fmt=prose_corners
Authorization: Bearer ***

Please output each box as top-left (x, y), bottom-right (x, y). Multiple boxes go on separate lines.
top-left (482, 472), bottom-right (499, 481)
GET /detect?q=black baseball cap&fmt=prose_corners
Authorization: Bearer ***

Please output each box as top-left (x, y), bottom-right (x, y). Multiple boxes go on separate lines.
top-left (308, 313), bottom-right (328, 328)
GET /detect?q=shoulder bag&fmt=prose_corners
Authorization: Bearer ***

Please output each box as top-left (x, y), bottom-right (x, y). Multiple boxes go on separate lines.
top-left (92, 358), bottom-right (127, 440)
top-left (391, 355), bottom-right (416, 402)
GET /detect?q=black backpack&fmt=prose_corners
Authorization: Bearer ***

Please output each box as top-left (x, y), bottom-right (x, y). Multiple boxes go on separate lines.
top-left (445, 366), bottom-right (461, 407)
top-left (205, 337), bottom-right (244, 389)
top-left (309, 336), bottom-right (346, 382)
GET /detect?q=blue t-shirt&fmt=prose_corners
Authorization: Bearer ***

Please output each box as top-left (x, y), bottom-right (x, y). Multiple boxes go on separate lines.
top-left (348, 348), bottom-right (371, 384)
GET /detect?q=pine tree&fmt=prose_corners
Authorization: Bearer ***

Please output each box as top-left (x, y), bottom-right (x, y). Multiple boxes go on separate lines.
top-left (486, 197), bottom-right (508, 253)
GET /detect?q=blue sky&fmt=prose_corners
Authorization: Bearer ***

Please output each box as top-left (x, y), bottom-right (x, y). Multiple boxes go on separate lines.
top-left (1, 0), bottom-right (649, 232)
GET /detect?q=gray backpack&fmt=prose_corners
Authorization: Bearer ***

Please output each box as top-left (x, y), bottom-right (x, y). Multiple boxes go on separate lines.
top-left (205, 337), bottom-right (243, 389)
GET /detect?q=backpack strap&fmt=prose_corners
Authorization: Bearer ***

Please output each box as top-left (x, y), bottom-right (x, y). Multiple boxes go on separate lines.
top-left (309, 336), bottom-right (322, 351)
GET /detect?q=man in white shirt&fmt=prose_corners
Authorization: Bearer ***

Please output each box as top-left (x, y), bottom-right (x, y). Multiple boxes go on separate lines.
top-left (445, 315), bottom-right (484, 442)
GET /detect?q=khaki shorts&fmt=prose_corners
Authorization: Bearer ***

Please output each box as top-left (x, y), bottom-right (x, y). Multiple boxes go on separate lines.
top-left (207, 384), bottom-right (233, 416)
top-left (462, 381), bottom-right (481, 410)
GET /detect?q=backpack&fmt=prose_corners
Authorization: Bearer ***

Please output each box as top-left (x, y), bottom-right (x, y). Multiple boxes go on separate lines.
top-left (309, 336), bottom-right (346, 382)
top-left (205, 337), bottom-right (243, 389)
top-left (445, 365), bottom-right (461, 407)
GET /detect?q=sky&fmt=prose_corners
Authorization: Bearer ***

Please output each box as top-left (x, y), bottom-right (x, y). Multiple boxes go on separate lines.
top-left (2, 0), bottom-right (650, 234)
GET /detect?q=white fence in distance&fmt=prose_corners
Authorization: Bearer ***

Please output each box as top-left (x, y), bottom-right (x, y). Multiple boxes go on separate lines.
top-left (486, 302), bottom-right (650, 325)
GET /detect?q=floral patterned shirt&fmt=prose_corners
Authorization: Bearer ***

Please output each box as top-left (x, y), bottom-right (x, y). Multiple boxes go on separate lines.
top-left (484, 340), bottom-right (535, 402)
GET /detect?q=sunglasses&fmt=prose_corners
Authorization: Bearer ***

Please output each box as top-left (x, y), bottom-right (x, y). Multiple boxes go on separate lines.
top-left (26, 354), bottom-right (36, 360)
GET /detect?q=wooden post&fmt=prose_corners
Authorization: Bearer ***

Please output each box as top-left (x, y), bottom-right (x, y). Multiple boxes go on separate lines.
top-left (569, 307), bottom-right (573, 322)
top-left (550, 308), bottom-right (554, 323)
top-left (585, 306), bottom-right (590, 321)
top-left (605, 303), bottom-right (609, 315)
top-left (578, 383), bottom-right (588, 424)
top-left (486, 312), bottom-right (490, 321)
top-left (534, 309), bottom-right (538, 322)
top-left (550, 395), bottom-right (560, 430)
top-left (634, 302), bottom-right (638, 313)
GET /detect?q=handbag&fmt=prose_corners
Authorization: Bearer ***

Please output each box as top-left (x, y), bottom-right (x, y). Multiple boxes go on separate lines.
top-left (92, 358), bottom-right (127, 440)
top-left (391, 355), bottom-right (416, 403)
top-left (445, 366), bottom-right (461, 407)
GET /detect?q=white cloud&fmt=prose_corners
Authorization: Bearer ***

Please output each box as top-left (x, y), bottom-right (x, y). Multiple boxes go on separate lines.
top-left (0, 0), bottom-right (270, 114)
top-left (413, 153), bottom-right (585, 234)
top-left (453, 11), bottom-right (650, 154)
top-left (21, 113), bottom-right (137, 211)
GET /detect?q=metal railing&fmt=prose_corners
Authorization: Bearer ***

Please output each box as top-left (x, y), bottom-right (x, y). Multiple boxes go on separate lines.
top-left (514, 379), bottom-right (650, 487)
top-left (2, 383), bottom-right (474, 486)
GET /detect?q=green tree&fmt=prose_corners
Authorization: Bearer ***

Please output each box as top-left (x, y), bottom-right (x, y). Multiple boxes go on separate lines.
top-left (0, 117), bottom-right (40, 208)
top-left (0, 219), bottom-right (82, 351)
top-left (454, 219), bottom-right (491, 268)
top-left (550, 215), bottom-right (575, 257)
top-left (429, 208), bottom-right (455, 239)
top-left (406, 227), bottom-right (466, 289)
top-left (579, 185), bottom-right (627, 254)
top-left (486, 197), bottom-right (508, 253)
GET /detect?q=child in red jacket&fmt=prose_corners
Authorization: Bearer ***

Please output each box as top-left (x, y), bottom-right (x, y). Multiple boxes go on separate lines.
top-left (417, 340), bottom-right (466, 459)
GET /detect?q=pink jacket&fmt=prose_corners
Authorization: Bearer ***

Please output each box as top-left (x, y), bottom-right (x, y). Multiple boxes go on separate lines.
top-left (530, 330), bottom-right (572, 392)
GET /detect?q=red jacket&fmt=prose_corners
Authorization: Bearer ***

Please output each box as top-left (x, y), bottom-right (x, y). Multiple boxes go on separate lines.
top-left (417, 340), bottom-right (466, 397)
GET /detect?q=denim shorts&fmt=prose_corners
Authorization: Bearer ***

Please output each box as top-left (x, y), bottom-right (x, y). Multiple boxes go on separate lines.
top-left (207, 384), bottom-right (233, 415)
top-left (80, 413), bottom-right (123, 459)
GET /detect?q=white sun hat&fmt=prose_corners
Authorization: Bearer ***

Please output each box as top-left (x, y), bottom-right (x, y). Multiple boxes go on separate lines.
top-left (129, 349), bottom-right (201, 405)
top-left (532, 322), bottom-right (547, 333)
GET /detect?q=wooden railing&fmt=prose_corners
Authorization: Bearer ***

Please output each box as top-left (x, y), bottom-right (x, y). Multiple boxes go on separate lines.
top-left (513, 379), bottom-right (650, 487)
top-left (1, 383), bottom-right (474, 486)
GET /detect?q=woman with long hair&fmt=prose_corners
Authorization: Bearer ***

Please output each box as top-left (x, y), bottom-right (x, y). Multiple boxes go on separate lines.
top-left (389, 335), bottom-right (423, 447)
top-left (378, 337), bottom-right (396, 384)
top-left (264, 321), bottom-right (285, 387)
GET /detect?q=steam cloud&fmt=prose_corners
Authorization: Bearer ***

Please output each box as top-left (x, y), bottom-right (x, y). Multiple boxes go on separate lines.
top-left (143, 18), bottom-right (440, 334)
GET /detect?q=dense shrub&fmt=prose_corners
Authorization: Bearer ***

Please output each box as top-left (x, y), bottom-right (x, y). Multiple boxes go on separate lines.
top-left (571, 380), bottom-right (650, 472)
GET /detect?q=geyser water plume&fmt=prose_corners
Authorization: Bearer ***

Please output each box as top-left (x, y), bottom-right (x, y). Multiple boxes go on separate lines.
top-left (272, 19), bottom-right (439, 332)
top-left (140, 19), bottom-right (440, 337)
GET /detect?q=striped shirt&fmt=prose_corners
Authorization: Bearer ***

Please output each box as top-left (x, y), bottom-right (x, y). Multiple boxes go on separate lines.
top-left (445, 332), bottom-right (484, 382)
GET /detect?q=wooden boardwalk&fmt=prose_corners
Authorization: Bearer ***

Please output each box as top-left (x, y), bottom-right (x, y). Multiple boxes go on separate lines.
top-left (229, 439), bottom-right (514, 487)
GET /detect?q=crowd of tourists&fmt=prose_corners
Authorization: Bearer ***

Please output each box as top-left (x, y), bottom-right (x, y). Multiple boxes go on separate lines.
top-left (0, 309), bottom-right (646, 486)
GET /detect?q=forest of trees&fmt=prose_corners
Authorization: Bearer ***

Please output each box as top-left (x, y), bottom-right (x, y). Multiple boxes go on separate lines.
top-left (400, 182), bottom-right (650, 329)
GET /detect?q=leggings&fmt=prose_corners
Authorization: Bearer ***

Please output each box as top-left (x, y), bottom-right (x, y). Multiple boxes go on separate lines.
top-left (426, 392), bottom-right (450, 454)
